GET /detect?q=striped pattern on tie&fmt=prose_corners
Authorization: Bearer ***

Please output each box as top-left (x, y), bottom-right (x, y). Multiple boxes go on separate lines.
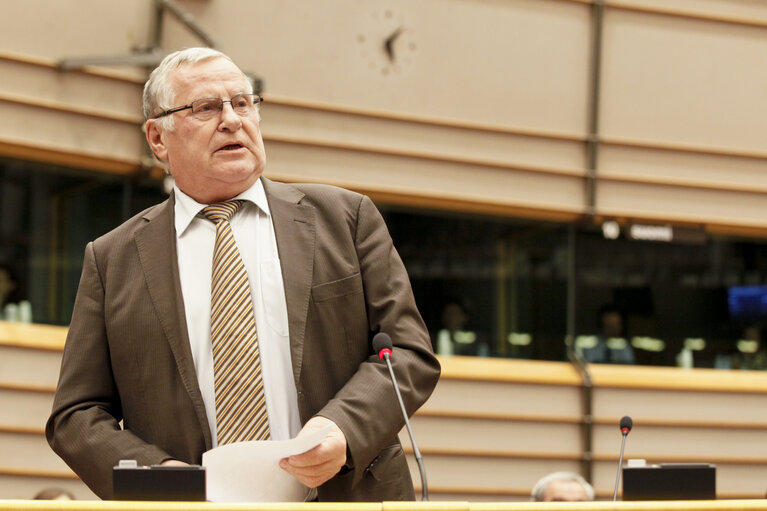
top-left (203, 200), bottom-right (270, 444)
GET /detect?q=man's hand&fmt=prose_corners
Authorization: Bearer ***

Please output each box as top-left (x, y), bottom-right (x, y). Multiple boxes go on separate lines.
top-left (279, 416), bottom-right (347, 488)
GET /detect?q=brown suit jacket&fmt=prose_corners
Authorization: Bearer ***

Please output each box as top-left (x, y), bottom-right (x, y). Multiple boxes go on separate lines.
top-left (46, 178), bottom-right (440, 501)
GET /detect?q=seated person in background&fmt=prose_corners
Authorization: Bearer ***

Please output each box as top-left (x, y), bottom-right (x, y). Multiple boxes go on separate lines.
top-left (531, 471), bottom-right (594, 502)
top-left (715, 324), bottom-right (767, 371)
top-left (33, 487), bottom-right (75, 500)
top-left (435, 299), bottom-right (489, 356)
top-left (579, 303), bottom-right (635, 364)
top-left (0, 262), bottom-right (22, 319)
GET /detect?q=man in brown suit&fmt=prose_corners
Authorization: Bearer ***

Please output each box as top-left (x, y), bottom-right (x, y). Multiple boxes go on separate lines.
top-left (46, 48), bottom-right (440, 502)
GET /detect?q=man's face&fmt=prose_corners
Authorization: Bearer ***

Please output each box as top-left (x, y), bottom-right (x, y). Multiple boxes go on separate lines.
top-left (145, 57), bottom-right (266, 204)
top-left (0, 269), bottom-right (16, 301)
top-left (602, 311), bottom-right (623, 338)
top-left (543, 480), bottom-right (589, 502)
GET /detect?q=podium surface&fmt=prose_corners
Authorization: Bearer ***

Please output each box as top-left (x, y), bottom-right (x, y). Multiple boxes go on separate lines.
top-left (3, 501), bottom-right (767, 511)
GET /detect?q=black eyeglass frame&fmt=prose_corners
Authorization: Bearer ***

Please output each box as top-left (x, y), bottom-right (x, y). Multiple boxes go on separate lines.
top-left (153, 93), bottom-right (264, 119)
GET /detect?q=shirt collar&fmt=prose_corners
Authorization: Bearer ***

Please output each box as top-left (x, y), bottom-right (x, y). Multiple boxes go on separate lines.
top-left (174, 177), bottom-right (270, 238)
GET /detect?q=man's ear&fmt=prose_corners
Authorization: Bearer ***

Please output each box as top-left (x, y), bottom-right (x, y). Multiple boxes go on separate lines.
top-left (145, 119), bottom-right (168, 162)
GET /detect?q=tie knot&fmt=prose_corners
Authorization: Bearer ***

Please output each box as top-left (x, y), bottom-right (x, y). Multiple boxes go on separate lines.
top-left (203, 200), bottom-right (243, 223)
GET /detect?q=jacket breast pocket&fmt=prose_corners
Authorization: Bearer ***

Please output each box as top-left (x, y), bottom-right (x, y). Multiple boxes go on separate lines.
top-left (310, 274), bottom-right (367, 366)
top-left (311, 274), bottom-right (363, 303)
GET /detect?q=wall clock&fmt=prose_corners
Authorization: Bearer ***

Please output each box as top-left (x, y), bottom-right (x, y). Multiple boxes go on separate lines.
top-left (357, 8), bottom-right (416, 76)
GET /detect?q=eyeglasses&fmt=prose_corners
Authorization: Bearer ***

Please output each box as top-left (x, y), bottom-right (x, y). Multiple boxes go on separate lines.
top-left (153, 93), bottom-right (263, 120)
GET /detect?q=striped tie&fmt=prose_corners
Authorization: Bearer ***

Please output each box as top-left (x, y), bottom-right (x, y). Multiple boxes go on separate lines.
top-left (203, 200), bottom-right (270, 444)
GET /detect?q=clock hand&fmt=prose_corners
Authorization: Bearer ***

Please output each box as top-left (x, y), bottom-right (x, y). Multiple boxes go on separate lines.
top-left (384, 26), bottom-right (404, 62)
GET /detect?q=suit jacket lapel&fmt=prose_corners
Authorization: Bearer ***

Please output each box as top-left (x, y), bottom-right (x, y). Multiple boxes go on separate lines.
top-left (133, 194), bottom-right (212, 450)
top-left (262, 178), bottom-right (315, 389)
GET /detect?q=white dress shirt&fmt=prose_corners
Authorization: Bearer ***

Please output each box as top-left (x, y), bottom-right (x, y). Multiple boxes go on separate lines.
top-left (173, 179), bottom-right (302, 447)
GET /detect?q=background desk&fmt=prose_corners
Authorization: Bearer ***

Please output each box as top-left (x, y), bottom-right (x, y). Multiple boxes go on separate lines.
top-left (3, 321), bottom-right (767, 500)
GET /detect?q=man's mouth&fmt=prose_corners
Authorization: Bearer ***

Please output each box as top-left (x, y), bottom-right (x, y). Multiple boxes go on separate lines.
top-left (217, 143), bottom-right (244, 152)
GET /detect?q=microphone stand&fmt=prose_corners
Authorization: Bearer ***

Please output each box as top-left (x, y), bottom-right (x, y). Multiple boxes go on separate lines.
top-left (381, 352), bottom-right (429, 501)
top-left (613, 429), bottom-right (628, 501)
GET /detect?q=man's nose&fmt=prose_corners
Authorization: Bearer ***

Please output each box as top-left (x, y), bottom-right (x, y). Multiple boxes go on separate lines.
top-left (218, 102), bottom-right (242, 130)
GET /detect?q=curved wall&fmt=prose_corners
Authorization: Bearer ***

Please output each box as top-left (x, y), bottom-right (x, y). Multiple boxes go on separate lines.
top-left (0, 0), bottom-right (766, 232)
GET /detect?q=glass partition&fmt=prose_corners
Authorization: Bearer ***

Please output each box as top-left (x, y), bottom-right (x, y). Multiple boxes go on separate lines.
top-left (0, 158), bottom-right (165, 325)
top-left (383, 206), bottom-right (767, 370)
top-left (3, 157), bottom-right (767, 370)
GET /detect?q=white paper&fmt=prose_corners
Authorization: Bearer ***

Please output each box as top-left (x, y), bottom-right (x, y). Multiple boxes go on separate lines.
top-left (202, 425), bottom-right (332, 502)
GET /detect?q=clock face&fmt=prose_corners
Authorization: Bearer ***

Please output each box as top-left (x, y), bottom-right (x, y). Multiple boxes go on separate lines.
top-left (357, 8), bottom-right (416, 76)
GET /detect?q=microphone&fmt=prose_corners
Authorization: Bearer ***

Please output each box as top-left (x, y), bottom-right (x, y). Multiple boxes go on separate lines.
top-left (613, 415), bottom-right (633, 501)
top-left (372, 332), bottom-right (429, 501)
top-left (620, 415), bottom-right (633, 435)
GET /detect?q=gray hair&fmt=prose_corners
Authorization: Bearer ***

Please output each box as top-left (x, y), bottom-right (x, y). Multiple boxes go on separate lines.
top-left (531, 471), bottom-right (594, 502)
top-left (142, 47), bottom-right (253, 130)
